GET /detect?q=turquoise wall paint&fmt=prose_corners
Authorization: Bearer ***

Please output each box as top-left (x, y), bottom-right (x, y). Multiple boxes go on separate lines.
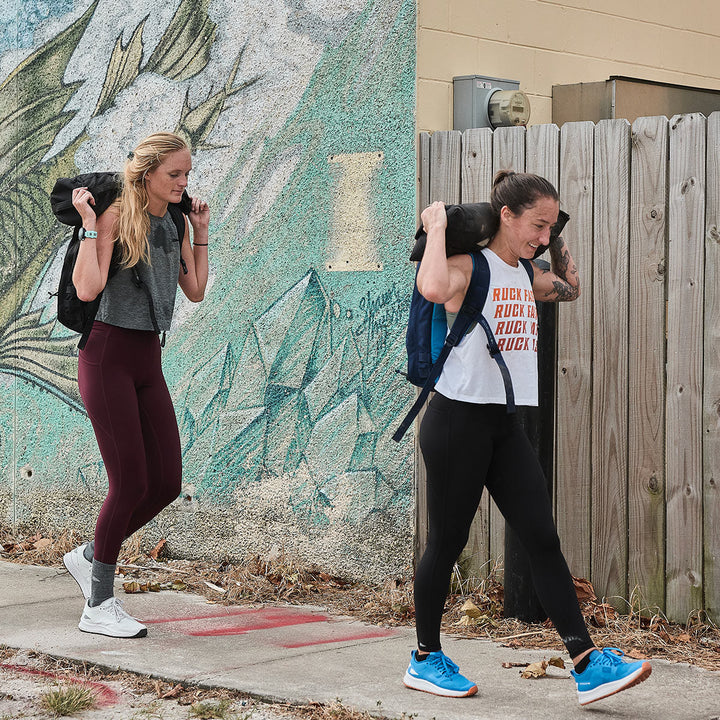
top-left (0, 0), bottom-right (416, 579)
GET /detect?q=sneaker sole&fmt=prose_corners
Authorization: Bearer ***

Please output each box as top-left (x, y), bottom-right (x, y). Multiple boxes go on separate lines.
top-left (63, 550), bottom-right (91, 600)
top-left (78, 620), bottom-right (148, 639)
top-left (578, 662), bottom-right (652, 706)
top-left (403, 671), bottom-right (478, 698)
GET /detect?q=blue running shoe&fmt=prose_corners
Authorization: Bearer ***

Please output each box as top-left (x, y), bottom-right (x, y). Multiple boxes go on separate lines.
top-left (403, 650), bottom-right (478, 697)
top-left (572, 648), bottom-right (652, 705)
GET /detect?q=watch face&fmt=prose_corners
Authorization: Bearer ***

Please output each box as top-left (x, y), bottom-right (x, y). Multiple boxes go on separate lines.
top-left (78, 227), bottom-right (85, 241)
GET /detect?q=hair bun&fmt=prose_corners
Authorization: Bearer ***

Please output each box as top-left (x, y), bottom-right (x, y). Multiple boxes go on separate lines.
top-left (492, 169), bottom-right (516, 187)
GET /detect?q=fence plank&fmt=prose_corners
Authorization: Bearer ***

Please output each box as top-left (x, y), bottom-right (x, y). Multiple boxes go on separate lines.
top-left (705, 112), bottom-right (720, 622)
top-left (524, 122), bottom-right (561, 531)
top-left (414, 131), bottom-right (462, 567)
top-left (429, 131), bottom-right (462, 203)
top-left (461, 128), bottom-right (493, 204)
top-left (526, 124), bottom-right (560, 185)
top-left (458, 128), bottom-right (493, 578)
top-left (666, 114), bottom-right (706, 620)
top-left (556, 122), bottom-right (594, 579)
top-left (489, 126), bottom-right (526, 569)
top-left (628, 115), bottom-right (668, 612)
top-left (492, 126), bottom-right (526, 176)
top-left (592, 119), bottom-right (631, 606)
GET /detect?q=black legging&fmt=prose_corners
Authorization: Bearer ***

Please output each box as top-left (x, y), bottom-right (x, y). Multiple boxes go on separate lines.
top-left (415, 393), bottom-right (594, 659)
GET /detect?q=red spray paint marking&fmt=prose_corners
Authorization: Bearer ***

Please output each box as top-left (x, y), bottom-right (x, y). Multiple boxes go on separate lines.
top-left (0, 664), bottom-right (119, 706)
top-left (143, 606), bottom-right (329, 636)
top-left (278, 626), bottom-right (397, 648)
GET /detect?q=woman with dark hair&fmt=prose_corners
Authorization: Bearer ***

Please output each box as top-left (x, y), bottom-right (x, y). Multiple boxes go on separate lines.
top-left (403, 171), bottom-right (651, 705)
top-left (62, 132), bottom-right (209, 638)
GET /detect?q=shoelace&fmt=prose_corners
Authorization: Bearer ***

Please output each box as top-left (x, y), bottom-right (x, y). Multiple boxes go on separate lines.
top-left (595, 648), bottom-right (625, 666)
top-left (428, 653), bottom-right (460, 677)
top-left (104, 597), bottom-right (129, 621)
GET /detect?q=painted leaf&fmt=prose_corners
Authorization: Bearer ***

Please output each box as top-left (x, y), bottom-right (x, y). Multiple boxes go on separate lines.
top-left (0, 2), bottom-right (96, 186)
top-left (176, 46), bottom-right (261, 148)
top-left (94, 20), bottom-right (146, 116)
top-left (143, 0), bottom-right (216, 82)
top-left (0, 309), bottom-right (82, 411)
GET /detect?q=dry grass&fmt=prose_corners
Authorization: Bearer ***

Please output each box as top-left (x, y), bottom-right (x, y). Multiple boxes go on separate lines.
top-left (3, 526), bottom-right (719, 673)
top-left (40, 684), bottom-right (96, 716)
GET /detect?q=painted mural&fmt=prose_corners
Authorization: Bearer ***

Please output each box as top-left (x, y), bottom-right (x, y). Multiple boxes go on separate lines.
top-left (0, 0), bottom-right (416, 579)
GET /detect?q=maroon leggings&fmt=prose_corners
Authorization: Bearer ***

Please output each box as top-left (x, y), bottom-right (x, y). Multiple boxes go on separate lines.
top-left (78, 322), bottom-right (182, 565)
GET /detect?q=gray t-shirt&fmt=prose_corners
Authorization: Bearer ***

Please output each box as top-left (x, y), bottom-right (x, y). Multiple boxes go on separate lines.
top-left (96, 212), bottom-right (182, 332)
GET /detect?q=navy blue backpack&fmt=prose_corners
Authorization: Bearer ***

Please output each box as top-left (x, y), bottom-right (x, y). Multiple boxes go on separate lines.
top-left (392, 251), bottom-right (533, 442)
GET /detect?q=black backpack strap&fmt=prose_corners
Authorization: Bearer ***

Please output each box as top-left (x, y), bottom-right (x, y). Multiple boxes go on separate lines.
top-left (130, 267), bottom-right (161, 337)
top-left (392, 253), bottom-right (489, 443)
top-left (168, 204), bottom-right (188, 275)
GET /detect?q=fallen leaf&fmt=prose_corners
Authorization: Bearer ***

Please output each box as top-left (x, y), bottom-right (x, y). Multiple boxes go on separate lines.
top-left (548, 657), bottom-right (566, 669)
top-left (625, 649), bottom-right (647, 659)
top-left (677, 633), bottom-right (691, 643)
top-left (460, 599), bottom-right (483, 619)
top-left (171, 581), bottom-right (187, 591)
top-left (149, 538), bottom-right (166, 560)
top-left (160, 684), bottom-right (183, 699)
top-left (33, 538), bottom-right (53, 550)
top-left (502, 662), bottom-right (529, 669)
top-left (520, 660), bottom-right (548, 679)
top-left (123, 581), bottom-right (143, 594)
top-left (573, 576), bottom-right (597, 603)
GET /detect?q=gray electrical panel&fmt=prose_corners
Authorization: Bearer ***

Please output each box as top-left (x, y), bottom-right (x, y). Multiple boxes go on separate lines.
top-left (453, 75), bottom-right (521, 131)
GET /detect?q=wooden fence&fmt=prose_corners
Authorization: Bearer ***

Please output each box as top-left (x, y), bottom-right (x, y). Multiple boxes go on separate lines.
top-left (415, 114), bottom-right (720, 624)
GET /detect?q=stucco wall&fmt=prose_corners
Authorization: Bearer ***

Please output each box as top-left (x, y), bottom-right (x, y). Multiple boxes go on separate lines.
top-left (0, 0), bottom-right (417, 581)
top-left (418, 0), bottom-right (720, 131)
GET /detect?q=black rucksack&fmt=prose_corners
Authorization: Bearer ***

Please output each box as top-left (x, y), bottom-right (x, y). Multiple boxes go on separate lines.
top-left (392, 251), bottom-right (533, 442)
top-left (50, 172), bottom-right (189, 349)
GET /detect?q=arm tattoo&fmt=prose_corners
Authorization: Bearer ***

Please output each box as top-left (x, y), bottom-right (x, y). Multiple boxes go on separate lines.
top-left (545, 238), bottom-right (579, 301)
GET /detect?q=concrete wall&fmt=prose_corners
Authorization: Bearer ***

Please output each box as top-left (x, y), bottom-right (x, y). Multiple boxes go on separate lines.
top-left (418, 0), bottom-right (720, 131)
top-left (0, 0), bottom-right (417, 581)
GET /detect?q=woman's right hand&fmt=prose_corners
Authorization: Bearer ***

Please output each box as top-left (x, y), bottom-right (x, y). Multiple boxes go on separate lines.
top-left (71, 187), bottom-right (97, 228)
top-left (421, 201), bottom-right (447, 234)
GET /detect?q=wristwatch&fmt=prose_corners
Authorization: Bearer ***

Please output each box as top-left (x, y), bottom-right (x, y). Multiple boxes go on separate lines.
top-left (78, 227), bottom-right (98, 241)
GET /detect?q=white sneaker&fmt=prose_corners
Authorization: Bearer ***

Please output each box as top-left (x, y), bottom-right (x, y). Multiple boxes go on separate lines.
top-left (63, 544), bottom-right (92, 599)
top-left (78, 597), bottom-right (147, 638)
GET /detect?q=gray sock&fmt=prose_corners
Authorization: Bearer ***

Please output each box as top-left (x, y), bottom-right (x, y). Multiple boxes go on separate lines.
top-left (89, 559), bottom-right (116, 607)
top-left (83, 541), bottom-right (94, 563)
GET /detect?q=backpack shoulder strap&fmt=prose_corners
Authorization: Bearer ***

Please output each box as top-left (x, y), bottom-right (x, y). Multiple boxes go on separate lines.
top-left (167, 204), bottom-right (188, 274)
top-left (520, 257), bottom-right (533, 286)
top-left (392, 252), bottom-right (488, 442)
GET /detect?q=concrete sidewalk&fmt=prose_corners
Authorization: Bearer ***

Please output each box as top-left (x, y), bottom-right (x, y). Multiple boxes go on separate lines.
top-left (1, 560), bottom-right (718, 720)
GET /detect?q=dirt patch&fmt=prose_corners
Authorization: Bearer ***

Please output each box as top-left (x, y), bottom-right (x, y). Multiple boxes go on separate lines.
top-left (0, 647), bottom-right (395, 720)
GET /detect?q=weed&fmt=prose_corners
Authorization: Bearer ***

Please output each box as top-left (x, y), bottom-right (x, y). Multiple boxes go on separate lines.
top-left (130, 700), bottom-right (165, 719)
top-left (189, 697), bottom-right (250, 719)
top-left (40, 684), bottom-right (96, 716)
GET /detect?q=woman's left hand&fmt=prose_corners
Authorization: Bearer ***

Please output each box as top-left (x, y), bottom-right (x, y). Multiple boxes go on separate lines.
top-left (188, 196), bottom-right (210, 232)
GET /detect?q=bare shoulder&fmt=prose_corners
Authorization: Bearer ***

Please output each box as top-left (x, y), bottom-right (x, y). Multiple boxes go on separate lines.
top-left (96, 206), bottom-right (119, 228)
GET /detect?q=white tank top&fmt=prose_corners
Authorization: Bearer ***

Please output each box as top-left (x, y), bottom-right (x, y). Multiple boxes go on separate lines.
top-left (434, 247), bottom-right (539, 406)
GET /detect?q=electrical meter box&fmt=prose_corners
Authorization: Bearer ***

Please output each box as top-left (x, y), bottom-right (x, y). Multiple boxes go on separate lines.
top-left (453, 75), bottom-right (521, 131)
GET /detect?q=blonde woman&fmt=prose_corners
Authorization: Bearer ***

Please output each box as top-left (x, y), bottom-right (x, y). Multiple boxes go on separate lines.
top-left (62, 132), bottom-right (209, 638)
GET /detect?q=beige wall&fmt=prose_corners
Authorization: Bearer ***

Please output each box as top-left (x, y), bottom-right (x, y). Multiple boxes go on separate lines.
top-left (417, 0), bottom-right (720, 132)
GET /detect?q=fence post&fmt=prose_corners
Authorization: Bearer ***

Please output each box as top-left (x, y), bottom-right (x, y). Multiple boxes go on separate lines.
top-left (503, 289), bottom-right (557, 621)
